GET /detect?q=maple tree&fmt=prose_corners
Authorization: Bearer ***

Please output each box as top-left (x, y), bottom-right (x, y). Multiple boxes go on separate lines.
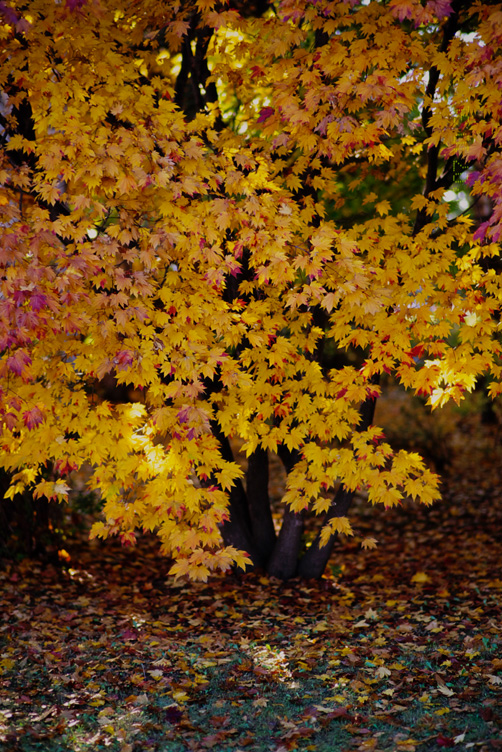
top-left (1, 0), bottom-right (502, 580)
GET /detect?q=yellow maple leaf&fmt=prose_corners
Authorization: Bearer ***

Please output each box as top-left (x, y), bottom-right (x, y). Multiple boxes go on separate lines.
top-left (361, 537), bottom-right (378, 549)
top-left (319, 516), bottom-right (353, 548)
top-left (411, 571), bottom-right (430, 584)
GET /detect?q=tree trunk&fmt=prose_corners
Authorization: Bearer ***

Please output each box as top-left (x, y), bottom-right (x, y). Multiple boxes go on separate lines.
top-left (219, 482), bottom-right (262, 564)
top-left (266, 507), bottom-right (305, 579)
top-left (211, 428), bottom-right (264, 565)
top-left (247, 448), bottom-right (276, 562)
top-left (298, 383), bottom-right (379, 579)
top-left (297, 486), bottom-right (352, 578)
top-left (266, 445), bottom-right (304, 579)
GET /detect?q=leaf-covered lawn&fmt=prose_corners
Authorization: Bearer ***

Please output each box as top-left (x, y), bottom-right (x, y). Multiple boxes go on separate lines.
top-left (1, 434), bottom-right (502, 752)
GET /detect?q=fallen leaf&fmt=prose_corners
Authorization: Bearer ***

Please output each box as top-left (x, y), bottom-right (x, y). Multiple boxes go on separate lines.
top-left (376, 666), bottom-right (391, 679)
top-left (364, 608), bottom-right (378, 620)
top-left (361, 538), bottom-right (378, 549)
top-left (411, 572), bottom-right (430, 584)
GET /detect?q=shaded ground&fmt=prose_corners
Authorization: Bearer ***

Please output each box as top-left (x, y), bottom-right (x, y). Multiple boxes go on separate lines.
top-left (1, 399), bottom-right (502, 752)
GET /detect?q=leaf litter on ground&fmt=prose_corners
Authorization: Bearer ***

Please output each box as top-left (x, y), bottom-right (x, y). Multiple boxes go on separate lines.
top-left (1, 411), bottom-right (502, 752)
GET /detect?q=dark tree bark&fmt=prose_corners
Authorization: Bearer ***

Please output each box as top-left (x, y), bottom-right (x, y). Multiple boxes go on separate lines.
top-left (211, 427), bottom-right (263, 563)
top-left (266, 506), bottom-right (305, 579)
top-left (266, 446), bottom-right (305, 579)
top-left (246, 448), bottom-right (276, 562)
top-left (214, 436), bottom-right (278, 568)
top-left (296, 486), bottom-right (352, 579)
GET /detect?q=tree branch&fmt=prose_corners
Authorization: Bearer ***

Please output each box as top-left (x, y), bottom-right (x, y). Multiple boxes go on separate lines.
top-left (413, 1), bottom-right (465, 235)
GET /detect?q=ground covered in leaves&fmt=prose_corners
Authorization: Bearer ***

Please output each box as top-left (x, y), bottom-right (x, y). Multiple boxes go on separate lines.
top-left (1, 402), bottom-right (502, 752)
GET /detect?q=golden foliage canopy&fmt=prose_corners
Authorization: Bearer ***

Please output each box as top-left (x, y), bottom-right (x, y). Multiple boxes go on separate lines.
top-left (1, 0), bottom-right (501, 578)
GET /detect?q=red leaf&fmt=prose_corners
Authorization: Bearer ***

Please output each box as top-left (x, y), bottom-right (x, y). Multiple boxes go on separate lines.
top-left (4, 413), bottom-right (18, 430)
top-left (23, 406), bottom-right (44, 430)
top-left (473, 221), bottom-right (490, 243)
top-left (257, 107), bottom-right (275, 124)
top-left (120, 628), bottom-right (139, 641)
top-left (30, 292), bottom-right (48, 312)
top-left (436, 734), bottom-right (454, 747)
top-left (6, 350), bottom-right (32, 376)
